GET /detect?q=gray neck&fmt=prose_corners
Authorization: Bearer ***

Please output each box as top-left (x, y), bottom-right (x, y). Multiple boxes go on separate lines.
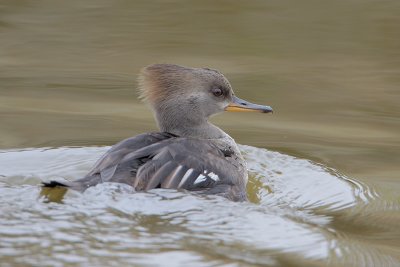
top-left (153, 105), bottom-right (225, 139)
top-left (161, 121), bottom-right (225, 139)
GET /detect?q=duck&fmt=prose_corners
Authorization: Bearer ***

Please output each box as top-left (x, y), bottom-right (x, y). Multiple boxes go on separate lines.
top-left (41, 64), bottom-right (272, 202)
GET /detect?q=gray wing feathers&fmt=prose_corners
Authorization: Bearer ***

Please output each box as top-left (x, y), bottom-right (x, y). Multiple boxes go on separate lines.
top-left (43, 132), bottom-right (243, 200)
top-left (133, 141), bottom-right (239, 191)
top-left (93, 137), bottom-right (238, 191)
top-left (88, 132), bottom-right (175, 177)
top-left (100, 165), bottom-right (118, 182)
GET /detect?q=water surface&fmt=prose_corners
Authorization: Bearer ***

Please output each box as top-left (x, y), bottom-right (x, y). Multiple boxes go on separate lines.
top-left (0, 0), bottom-right (399, 266)
top-left (0, 146), bottom-right (383, 266)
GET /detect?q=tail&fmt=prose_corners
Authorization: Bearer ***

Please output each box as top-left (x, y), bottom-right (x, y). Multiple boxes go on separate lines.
top-left (40, 175), bottom-right (102, 202)
top-left (40, 180), bottom-right (70, 203)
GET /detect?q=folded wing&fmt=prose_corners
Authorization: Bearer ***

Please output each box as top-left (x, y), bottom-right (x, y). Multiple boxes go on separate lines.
top-left (42, 132), bottom-right (243, 200)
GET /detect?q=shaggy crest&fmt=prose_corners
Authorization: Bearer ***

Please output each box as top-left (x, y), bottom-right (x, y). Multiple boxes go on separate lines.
top-left (138, 64), bottom-right (193, 104)
top-left (138, 64), bottom-right (227, 105)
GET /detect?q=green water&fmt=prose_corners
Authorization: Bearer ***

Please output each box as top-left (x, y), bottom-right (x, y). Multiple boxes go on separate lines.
top-left (0, 1), bottom-right (399, 266)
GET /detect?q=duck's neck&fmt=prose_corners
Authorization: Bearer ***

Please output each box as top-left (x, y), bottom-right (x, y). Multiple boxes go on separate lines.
top-left (163, 121), bottom-right (225, 139)
top-left (154, 108), bottom-right (225, 139)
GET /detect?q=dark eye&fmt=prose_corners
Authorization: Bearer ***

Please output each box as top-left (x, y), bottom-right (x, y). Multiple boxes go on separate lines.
top-left (211, 87), bottom-right (223, 97)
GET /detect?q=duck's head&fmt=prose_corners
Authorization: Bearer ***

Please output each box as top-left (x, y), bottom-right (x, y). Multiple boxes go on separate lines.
top-left (139, 64), bottom-right (272, 137)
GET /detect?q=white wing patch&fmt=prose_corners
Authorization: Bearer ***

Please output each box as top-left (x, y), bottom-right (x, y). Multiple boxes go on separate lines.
top-left (194, 174), bottom-right (207, 185)
top-left (208, 172), bottom-right (219, 181)
top-left (193, 171), bottom-right (220, 185)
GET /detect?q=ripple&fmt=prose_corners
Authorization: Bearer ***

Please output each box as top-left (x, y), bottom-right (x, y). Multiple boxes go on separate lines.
top-left (0, 146), bottom-right (397, 266)
top-left (241, 145), bottom-right (376, 210)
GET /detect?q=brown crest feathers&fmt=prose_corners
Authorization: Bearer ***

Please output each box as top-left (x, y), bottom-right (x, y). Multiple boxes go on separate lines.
top-left (138, 64), bottom-right (194, 105)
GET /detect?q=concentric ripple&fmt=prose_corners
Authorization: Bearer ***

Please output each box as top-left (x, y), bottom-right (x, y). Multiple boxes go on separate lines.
top-left (0, 146), bottom-right (396, 267)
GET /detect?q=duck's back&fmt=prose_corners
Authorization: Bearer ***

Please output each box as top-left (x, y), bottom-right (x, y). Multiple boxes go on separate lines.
top-left (43, 132), bottom-right (248, 201)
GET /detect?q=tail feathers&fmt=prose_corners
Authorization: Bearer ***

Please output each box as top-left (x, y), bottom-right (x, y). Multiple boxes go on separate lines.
top-left (42, 180), bottom-right (69, 188)
top-left (40, 180), bottom-right (70, 203)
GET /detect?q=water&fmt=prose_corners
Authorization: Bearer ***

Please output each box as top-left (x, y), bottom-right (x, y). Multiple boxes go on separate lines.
top-left (1, 0), bottom-right (400, 266)
top-left (0, 146), bottom-right (382, 266)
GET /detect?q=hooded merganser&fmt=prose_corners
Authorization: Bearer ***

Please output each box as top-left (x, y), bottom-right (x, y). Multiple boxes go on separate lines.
top-left (42, 64), bottom-right (272, 201)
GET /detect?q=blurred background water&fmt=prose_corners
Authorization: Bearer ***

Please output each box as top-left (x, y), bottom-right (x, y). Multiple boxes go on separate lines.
top-left (0, 0), bottom-right (399, 266)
